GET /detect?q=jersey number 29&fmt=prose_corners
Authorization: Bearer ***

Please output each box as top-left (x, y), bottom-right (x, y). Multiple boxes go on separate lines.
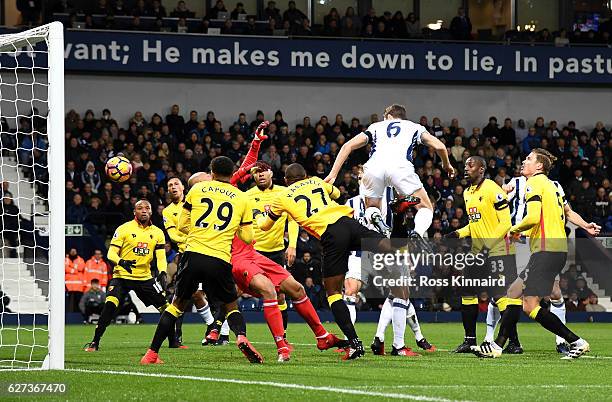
top-left (194, 197), bottom-right (234, 230)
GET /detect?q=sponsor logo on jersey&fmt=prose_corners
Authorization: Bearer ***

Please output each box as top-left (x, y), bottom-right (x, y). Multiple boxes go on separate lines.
top-left (133, 242), bottom-right (150, 256)
top-left (468, 207), bottom-right (481, 222)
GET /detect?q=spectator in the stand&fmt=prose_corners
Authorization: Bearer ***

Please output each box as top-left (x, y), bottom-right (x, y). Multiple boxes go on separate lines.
top-left (177, 17), bottom-right (188, 33)
top-left (522, 127), bottom-right (540, 155)
top-left (221, 19), bottom-right (235, 34)
top-left (296, 229), bottom-right (318, 258)
top-left (374, 20), bottom-right (389, 38)
top-left (391, 11), bottom-right (407, 38)
top-left (130, 15), bottom-right (143, 31)
top-left (406, 12), bottom-right (421, 38)
top-left (291, 251), bottom-right (321, 285)
top-left (554, 28), bottom-right (570, 47)
top-left (341, 7), bottom-right (361, 33)
top-left (362, 8), bottom-right (377, 32)
top-left (515, 118), bottom-right (528, 144)
top-left (262, 1), bottom-right (282, 25)
top-left (323, 8), bottom-right (340, 27)
top-left (171, 0), bottom-right (194, 18)
top-left (573, 179), bottom-right (596, 219)
top-left (149, 0), bottom-right (166, 18)
top-left (283, 1), bottom-right (306, 29)
top-left (498, 117), bottom-right (516, 147)
top-left (262, 145), bottom-right (281, 171)
top-left (585, 294), bottom-right (606, 312)
top-left (80, 161), bottom-right (101, 194)
top-left (67, 194), bottom-right (88, 224)
top-left (323, 18), bottom-right (341, 37)
top-left (111, 0), bottom-right (127, 15)
top-left (65, 248), bottom-right (85, 312)
top-left (243, 16), bottom-right (258, 35)
top-left (451, 136), bottom-right (466, 162)
top-left (79, 279), bottom-right (105, 322)
top-left (574, 277), bottom-right (593, 301)
top-left (84, 249), bottom-right (109, 291)
top-left (483, 116), bottom-right (499, 139)
top-left (593, 187), bottom-right (610, 227)
top-left (566, 291), bottom-right (585, 312)
top-left (230, 2), bottom-right (246, 20)
top-left (293, 17), bottom-right (312, 36)
top-left (0, 196), bottom-right (19, 258)
top-left (450, 7), bottom-right (472, 40)
top-left (207, 0), bottom-right (227, 19)
top-left (341, 17), bottom-right (359, 37)
top-left (17, 0), bottom-right (41, 26)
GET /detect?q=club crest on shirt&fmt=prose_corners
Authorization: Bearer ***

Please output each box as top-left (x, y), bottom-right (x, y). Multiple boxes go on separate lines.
top-left (133, 242), bottom-right (150, 256)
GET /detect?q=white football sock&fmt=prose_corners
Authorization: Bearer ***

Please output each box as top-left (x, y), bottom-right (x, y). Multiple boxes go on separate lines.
top-left (344, 295), bottom-right (357, 325)
top-left (550, 298), bottom-right (566, 345)
top-left (392, 298), bottom-right (409, 349)
top-left (413, 208), bottom-right (433, 237)
top-left (220, 320), bottom-right (230, 336)
top-left (485, 301), bottom-right (500, 343)
top-left (406, 300), bottom-right (424, 341)
top-left (375, 298), bottom-right (393, 342)
top-left (196, 304), bottom-right (215, 325)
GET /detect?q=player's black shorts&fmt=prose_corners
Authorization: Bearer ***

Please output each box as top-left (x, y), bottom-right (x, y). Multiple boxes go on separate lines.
top-left (258, 249), bottom-right (285, 266)
top-left (106, 278), bottom-right (167, 311)
top-left (320, 216), bottom-right (385, 278)
top-left (175, 251), bottom-right (237, 304)
top-left (520, 251), bottom-right (567, 296)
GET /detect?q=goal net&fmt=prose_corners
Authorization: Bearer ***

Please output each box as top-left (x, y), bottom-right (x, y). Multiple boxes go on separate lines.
top-left (0, 22), bottom-right (64, 370)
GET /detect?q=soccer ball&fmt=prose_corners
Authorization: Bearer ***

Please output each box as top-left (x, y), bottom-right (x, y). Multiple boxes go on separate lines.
top-left (105, 156), bottom-right (132, 183)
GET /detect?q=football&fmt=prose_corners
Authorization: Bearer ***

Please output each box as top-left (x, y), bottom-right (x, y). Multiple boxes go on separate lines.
top-left (105, 155), bottom-right (132, 183)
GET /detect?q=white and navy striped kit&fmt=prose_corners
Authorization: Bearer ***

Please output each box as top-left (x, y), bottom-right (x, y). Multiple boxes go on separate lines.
top-left (508, 176), bottom-right (567, 224)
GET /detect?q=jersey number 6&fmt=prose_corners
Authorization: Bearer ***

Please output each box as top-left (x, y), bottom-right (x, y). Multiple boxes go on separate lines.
top-left (386, 122), bottom-right (401, 138)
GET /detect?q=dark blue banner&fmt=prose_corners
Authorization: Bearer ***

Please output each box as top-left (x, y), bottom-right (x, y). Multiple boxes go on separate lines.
top-left (3, 29), bottom-right (612, 83)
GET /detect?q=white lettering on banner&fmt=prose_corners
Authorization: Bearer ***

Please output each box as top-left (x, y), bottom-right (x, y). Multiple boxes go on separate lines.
top-left (64, 41), bottom-right (130, 64)
top-left (192, 43), bottom-right (279, 66)
top-left (340, 46), bottom-right (414, 70)
top-left (549, 55), bottom-right (612, 79)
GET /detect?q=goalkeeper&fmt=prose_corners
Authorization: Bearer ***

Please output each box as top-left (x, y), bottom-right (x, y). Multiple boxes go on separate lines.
top-left (85, 200), bottom-right (174, 351)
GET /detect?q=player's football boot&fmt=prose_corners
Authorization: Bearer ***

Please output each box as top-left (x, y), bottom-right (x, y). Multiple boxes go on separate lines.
top-left (390, 196), bottom-right (421, 215)
top-left (169, 342), bottom-right (189, 349)
top-left (502, 342), bottom-right (524, 354)
top-left (370, 336), bottom-right (385, 355)
top-left (562, 339), bottom-right (590, 360)
top-left (470, 342), bottom-right (502, 358)
top-left (83, 341), bottom-right (98, 352)
top-left (277, 346), bottom-right (291, 362)
top-left (407, 230), bottom-right (433, 253)
top-left (202, 329), bottom-right (219, 346)
top-left (317, 333), bottom-right (347, 351)
top-left (216, 334), bottom-right (230, 346)
top-left (342, 338), bottom-right (365, 360)
top-left (416, 338), bottom-right (437, 352)
top-left (237, 335), bottom-right (264, 364)
top-left (391, 346), bottom-right (421, 357)
top-left (140, 349), bottom-right (164, 365)
top-left (556, 342), bottom-right (570, 355)
top-left (369, 211), bottom-right (392, 238)
top-left (452, 338), bottom-right (476, 353)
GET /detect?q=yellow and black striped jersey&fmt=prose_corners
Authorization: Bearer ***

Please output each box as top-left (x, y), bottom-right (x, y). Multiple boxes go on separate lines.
top-left (162, 199), bottom-right (186, 253)
top-left (109, 219), bottom-right (166, 281)
top-left (267, 177), bottom-right (352, 239)
top-left (520, 173), bottom-right (567, 253)
top-left (246, 185), bottom-right (298, 252)
top-left (457, 179), bottom-right (514, 256)
top-left (182, 180), bottom-right (252, 263)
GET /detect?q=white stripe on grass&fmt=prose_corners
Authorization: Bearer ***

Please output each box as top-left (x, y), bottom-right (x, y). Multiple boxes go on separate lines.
top-left (355, 384), bottom-right (612, 389)
top-left (60, 368), bottom-right (468, 402)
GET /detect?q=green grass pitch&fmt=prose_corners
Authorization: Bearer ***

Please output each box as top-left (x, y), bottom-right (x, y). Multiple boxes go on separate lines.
top-left (1, 322), bottom-right (612, 401)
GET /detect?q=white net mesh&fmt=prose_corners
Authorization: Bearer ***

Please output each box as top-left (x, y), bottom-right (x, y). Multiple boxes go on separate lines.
top-left (0, 25), bottom-right (54, 369)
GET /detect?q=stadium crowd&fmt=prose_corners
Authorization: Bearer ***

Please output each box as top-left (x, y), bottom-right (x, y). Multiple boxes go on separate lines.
top-left (41, 103), bottom-right (610, 315)
top-left (18, 0), bottom-right (611, 44)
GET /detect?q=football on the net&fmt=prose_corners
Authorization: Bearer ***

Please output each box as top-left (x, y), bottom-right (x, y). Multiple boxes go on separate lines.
top-left (105, 156), bottom-right (132, 183)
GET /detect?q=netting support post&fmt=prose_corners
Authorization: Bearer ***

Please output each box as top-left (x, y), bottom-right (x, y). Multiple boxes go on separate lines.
top-left (46, 21), bottom-right (65, 370)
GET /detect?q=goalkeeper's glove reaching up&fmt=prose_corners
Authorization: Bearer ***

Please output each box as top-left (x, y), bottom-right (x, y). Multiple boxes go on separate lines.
top-left (254, 120), bottom-right (270, 142)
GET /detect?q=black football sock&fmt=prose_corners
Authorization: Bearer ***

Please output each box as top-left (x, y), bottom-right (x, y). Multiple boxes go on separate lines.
top-left (461, 303), bottom-right (478, 342)
top-left (330, 298), bottom-right (358, 341)
top-left (151, 311), bottom-right (178, 353)
top-left (281, 309), bottom-right (288, 333)
top-left (533, 308), bottom-right (579, 343)
top-left (174, 315), bottom-right (184, 344)
top-left (226, 310), bottom-right (247, 337)
top-left (92, 301), bottom-right (117, 344)
top-left (391, 212), bottom-right (408, 238)
top-left (495, 304), bottom-right (521, 347)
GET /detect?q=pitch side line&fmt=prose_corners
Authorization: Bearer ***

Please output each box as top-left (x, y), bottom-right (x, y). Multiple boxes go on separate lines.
top-left (355, 384), bottom-right (612, 389)
top-left (62, 368), bottom-right (468, 402)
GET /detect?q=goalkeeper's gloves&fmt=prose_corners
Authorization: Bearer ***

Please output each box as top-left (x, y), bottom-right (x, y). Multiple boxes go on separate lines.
top-left (230, 162), bottom-right (257, 186)
top-left (254, 120), bottom-right (270, 142)
top-left (117, 259), bottom-right (136, 274)
top-left (157, 271), bottom-right (168, 291)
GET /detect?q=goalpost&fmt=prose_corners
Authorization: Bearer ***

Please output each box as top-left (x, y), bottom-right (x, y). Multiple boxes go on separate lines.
top-left (0, 22), bottom-right (64, 370)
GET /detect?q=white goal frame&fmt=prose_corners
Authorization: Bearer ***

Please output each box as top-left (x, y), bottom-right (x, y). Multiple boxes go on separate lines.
top-left (0, 22), bottom-right (65, 370)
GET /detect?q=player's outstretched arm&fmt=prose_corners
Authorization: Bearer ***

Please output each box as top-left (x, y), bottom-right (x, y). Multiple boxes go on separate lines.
top-left (256, 214), bottom-right (275, 231)
top-left (165, 225), bottom-right (187, 245)
top-left (324, 132), bottom-right (368, 184)
top-left (421, 132), bottom-right (455, 178)
top-left (237, 223), bottom-right (254, 244)
top-left (564, 204), bottom-right (601, 236)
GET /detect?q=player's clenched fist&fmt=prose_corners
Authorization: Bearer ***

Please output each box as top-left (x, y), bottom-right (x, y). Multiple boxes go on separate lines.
top-left (254, 120), bottom-right (270, 141)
